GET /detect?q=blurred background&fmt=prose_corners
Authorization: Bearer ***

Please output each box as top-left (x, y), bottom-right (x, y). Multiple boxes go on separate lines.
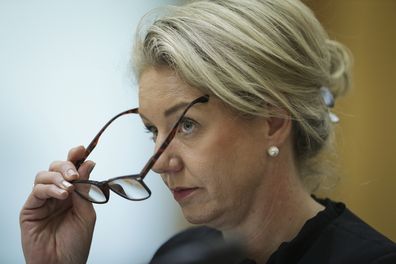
top-left (1, 0), bottom-right (395, 263)
top-left (304, 0), bottom-right (396, 241)
top-left (0, 1), bottom-right (185, 263)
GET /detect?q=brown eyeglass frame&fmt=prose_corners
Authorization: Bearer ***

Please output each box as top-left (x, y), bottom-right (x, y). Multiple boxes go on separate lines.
top-left (71, 95), bottom-right (210, 203)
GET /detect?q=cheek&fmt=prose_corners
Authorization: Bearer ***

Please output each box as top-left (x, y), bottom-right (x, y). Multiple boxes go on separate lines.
top-left (183, 128), bottom-right (267, 199)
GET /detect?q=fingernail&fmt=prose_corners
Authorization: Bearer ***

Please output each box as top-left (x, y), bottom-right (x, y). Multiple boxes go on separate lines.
top-left (61, 180), bottom-right (72, 189)
top-left (66, 169), bottom-right (78, 178)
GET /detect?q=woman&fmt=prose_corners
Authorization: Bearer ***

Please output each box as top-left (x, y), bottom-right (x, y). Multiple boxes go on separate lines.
top-left (20, 0), bottom-right (396, 263)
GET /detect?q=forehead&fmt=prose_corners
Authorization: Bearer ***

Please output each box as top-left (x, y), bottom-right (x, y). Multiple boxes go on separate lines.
top-left (138, 67), bottom-right (202, 106)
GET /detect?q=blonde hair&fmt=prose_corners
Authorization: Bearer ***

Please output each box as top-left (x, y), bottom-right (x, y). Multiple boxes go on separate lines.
top-left (133, 0), bottom-right (352, 192)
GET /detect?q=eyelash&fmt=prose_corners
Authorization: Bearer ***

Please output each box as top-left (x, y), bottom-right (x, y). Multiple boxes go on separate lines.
top-left (144, 125), bottom-right (158, 142)
top-left (144, 117), bottom-right (198, 142)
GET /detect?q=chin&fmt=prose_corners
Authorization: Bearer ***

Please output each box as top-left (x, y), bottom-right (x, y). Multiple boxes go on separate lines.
top-left (181, 202), bottom-right (225, 227)
top-left (181, 205), bottom-right (210, 224)
top-left (183, 212), bottom-right (210, 225)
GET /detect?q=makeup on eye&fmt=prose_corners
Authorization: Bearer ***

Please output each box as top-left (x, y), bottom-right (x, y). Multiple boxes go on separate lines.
top-left (143, 115), bottom-right (200, 142)
top-left (178, 117), bottom-right (199, 135)
top-left (144, 123), bottom-right (158, 142)
top-left (139, 97), bottom-right (206, 142)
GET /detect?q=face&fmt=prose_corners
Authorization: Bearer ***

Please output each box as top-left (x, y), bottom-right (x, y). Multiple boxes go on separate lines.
top-left (138, 67), bottom-right (273, 229)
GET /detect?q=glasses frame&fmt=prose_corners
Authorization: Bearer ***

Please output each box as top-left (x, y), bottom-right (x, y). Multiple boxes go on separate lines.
top-left (71, 95), bottom-right (209, 204)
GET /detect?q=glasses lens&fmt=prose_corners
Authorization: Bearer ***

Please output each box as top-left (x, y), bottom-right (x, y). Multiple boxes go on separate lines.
top-left (108, 178), bottom-right (150, 200)
top-left (74, 183), bottom-right (107, 203)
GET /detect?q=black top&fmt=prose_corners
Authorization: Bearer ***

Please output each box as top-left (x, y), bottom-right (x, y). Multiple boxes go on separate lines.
top-left (150, 199), bottom-right (396, 263)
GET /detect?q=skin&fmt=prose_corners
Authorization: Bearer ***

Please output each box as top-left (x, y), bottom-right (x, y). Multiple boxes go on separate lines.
top-left (20, 146), bottom-right (96, 264)
top-left (20, 66), bottom-right (324, 264)
top-left (139, 66), bottom-right (325, 263)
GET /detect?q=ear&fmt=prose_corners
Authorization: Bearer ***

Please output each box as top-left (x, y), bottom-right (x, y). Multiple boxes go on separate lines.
top-left (265, 109), bottom-right (292, 147)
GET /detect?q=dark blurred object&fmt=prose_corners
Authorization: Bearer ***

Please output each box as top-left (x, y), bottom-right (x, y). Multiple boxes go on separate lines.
top-left (150, 226), bottom-right (250, 264)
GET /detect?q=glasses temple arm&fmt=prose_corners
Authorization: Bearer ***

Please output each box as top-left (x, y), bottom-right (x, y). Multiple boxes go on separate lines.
top-left (74, 108), bottom-right (139, 169)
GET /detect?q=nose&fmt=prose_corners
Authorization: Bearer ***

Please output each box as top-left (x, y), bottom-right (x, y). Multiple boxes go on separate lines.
top-left (151, 139), bottom-right (183, 175)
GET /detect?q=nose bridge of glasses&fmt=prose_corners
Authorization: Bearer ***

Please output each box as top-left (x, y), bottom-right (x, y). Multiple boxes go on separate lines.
top-left (109, 182), bottom-right (127, 196)
top-left (107, 176), bottom-right (151, 201)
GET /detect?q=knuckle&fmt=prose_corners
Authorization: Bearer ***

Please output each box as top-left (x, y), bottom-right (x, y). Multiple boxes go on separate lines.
top-left (65, 160), bottom-right (76, 167)
top-left (49, 160), bottom-right (63, 171)
top-left (51, 172), bottom-right (64, 184)
top-left (35, 170), bottom-right (47, 181)
top-left (49, 184), bottom-right (59, 193)
top-left (31, 183), bottom-right (43, 196)
top-left (49, 161), bottom-right (75, 173)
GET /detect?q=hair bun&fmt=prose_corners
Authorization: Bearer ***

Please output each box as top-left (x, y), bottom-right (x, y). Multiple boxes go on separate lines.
top-left (326, 39), bottom-right (353, 98)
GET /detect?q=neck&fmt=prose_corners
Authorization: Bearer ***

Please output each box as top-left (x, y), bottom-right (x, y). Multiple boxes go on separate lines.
top-left (221, 166), bottom-right (325, 263)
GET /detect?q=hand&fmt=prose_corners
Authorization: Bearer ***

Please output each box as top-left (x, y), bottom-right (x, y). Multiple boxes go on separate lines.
top-left (20, 146), bottom-right (96, 264)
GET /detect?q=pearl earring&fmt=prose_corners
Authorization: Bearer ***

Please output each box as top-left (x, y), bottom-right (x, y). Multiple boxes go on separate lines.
top-left (267, 146), bottom-right (279, 157)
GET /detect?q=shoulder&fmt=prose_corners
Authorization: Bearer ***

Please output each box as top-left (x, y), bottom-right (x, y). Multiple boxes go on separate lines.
top-left (329, 208), bottom-right (396, 262)
top-left (306, 200), bottom-right (396, 263)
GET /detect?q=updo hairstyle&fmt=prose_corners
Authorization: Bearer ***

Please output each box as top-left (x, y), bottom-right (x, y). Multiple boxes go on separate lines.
top-left (133, 0), bottom-right (352, 191)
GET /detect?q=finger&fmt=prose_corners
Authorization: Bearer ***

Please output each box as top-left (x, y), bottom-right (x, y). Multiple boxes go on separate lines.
top-left (33, 184), bottom-right (69, 209)
top-left (23, 183), bottom-right (70, 210)
top-left (35, 171), bottom-right (74, 191)
top-left (67, 145), bottom-right (87, 164)
top-left (77, 160), bottom-right (96, 180)
top-left (33, 183), bottom-right (69, 200)
top-left (49, 160), bottom-right (80, 181)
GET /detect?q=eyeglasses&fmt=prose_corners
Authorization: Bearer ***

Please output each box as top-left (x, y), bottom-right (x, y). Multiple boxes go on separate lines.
top-left (71, 95), bottom-right (209, 204)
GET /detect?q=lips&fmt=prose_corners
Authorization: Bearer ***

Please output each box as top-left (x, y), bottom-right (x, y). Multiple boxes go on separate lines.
top-left (171, 187), bottom-right (199, 202)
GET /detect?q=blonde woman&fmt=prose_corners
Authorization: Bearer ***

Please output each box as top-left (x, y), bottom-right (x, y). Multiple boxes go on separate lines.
top-left (20, 0), bottom-right (396, 263)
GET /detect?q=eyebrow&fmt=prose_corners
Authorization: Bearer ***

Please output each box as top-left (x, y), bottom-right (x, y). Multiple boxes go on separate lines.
top-left (164, 101), bottom-right (190, 117)
top-left (138, 100), bottom-right (191, 123)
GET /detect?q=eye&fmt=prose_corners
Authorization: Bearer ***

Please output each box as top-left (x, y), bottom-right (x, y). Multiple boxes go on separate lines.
top-left (144, 125), bottom-right (158, 142)
top-left (179, 118), bottom-right (197, 135)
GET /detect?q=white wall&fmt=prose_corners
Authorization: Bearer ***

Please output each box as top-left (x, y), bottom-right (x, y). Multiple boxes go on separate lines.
top-left (0, 1), bottom-right (188, 263)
